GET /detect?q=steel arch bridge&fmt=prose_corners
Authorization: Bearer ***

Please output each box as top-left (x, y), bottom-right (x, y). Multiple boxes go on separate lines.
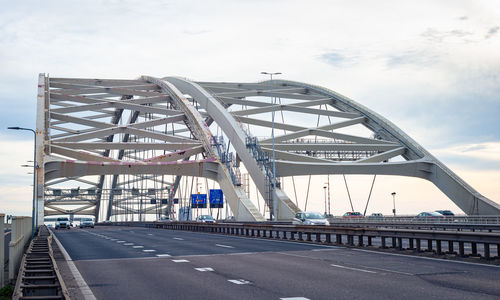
top-left (33, 74), bottom-right (500, 224)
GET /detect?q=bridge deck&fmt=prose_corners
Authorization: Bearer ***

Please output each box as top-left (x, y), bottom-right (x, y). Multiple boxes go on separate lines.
top-left (53, 226), bottom-right (500, 299)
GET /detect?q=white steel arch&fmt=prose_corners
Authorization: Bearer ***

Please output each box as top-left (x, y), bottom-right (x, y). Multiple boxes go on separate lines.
top-left (35, 74), bottom-right (500, 226)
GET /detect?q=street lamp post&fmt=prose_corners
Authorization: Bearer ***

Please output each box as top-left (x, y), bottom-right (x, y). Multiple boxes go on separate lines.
top-left (323, 186), bottom-right (327, 216)
top-left (8, 126), bottom-right (37, 239)
top-left (261, 71), bottom-right (281, 221)
top-left (391, 192), bottom-right (397, 217)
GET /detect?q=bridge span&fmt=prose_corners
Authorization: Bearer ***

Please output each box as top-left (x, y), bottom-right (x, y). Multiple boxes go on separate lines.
top-left (51, 225), bottom-right (500, 299)
top-left (34, 74), bottom-right (500, 226)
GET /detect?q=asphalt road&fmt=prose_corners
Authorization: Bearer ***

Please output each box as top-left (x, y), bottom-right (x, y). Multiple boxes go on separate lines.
top-left (54, 226), bottom-right (500, 300)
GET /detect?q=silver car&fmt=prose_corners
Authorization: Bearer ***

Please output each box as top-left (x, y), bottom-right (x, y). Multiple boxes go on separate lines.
top-left (79, 218), bottom-right (95, 228)
top-left (55, 217), bottom-right (71, 229)
top-left (293, 212), bottom-right (330, 226)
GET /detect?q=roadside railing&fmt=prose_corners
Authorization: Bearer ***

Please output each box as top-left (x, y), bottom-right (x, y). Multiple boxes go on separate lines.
top-left (8, 216), bottom-right (32, 282)
top-left (329, 215), bottom-right (500, 225)
top-left (1, 214), bottom-right (5, 287)
top-left (147, 221), bottom-right (500, 260)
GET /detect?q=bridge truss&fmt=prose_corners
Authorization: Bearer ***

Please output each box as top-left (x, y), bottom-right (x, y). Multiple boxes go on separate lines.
top-left (34, 74), bottom-right (500, 224)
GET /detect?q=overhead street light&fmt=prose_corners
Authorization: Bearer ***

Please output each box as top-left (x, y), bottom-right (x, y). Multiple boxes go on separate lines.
top-left (261, 72), bottom-right (281, 221)
top-left (323, 186), bottom-right (327, 216)
top-left (8, 126), bottom-right (37, 239)
top-left (391, 192), bottom-right (397, 217)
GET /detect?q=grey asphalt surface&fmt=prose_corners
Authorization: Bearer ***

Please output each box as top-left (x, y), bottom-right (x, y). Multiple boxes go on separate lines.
top-left (54, 226), bottom-right (500, 300)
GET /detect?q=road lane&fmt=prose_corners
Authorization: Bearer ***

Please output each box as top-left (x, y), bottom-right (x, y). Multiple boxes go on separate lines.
top-left (53, 226), bottom-right (500, 299)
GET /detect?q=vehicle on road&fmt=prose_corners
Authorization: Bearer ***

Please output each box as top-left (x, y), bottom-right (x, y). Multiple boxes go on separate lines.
top-left (79, 218), bottom-right (95, 228)
top-left (343, 212), bottom-right (364, 219)
top-left (55, 217), bottom-right (71, 229)
top-left (158, 215), bottom-right (173, 222)
top-left (196, 215), bottom-right (216, 223)
top-left (293, 212), bottom-right (330, 225)
top-left (415, 211), bottom-right (445, 220)
top-left (435, 210), bottom-right (454, 217)
top-left (368, 213), bottom-right (383, 220)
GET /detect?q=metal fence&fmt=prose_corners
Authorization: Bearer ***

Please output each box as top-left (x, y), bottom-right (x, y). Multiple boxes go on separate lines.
top-left (8, 216), bottom-right (32, 283)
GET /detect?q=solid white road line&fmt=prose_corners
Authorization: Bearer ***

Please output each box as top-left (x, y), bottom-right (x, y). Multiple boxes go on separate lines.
top-left (52, 233), bottom-right (97, 300)
top-left (215, 244), bottom-right (234, 248)
top-left (352, 248), bottom-right (500, 268)
top-left (330, 264), bottom-right (377, 274)
top-left (280, 298), bottom-right (310, 300)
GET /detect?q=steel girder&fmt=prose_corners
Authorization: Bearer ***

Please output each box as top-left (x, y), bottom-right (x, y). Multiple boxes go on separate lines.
top-left (164, 78), bottom-right (499, 217)
top-left (36, 74), bottom-right (265, 224)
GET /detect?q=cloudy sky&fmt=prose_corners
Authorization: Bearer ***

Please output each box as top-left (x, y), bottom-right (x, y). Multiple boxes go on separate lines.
top-left (1, 0), bottom-right (499, 216)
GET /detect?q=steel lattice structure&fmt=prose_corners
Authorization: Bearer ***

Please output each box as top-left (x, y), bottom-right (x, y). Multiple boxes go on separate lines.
top-left (34, 74), bottom-right (500, 224)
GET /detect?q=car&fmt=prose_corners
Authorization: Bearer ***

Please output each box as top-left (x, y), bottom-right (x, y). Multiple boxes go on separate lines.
top-left (415, 211), bottom-right (445, 220)
top-left (293, 212), bottom-right (329, 225)
top-left (435, 210), bottom-right (454, 216)
top-left (55, 217), bottom-right (71, 229)
top-left (195, 215), bottom-right (216, 223)
top-left (368, 213), bottom-right (383, 220)
top-left (343, 212), bottom-right (364, 219)
top-left (158, 215), bottom-right (173, 222)
top-left (79, 218), bottom-right (95, 228)
top-left (46, 223), bottom-right (54, 229)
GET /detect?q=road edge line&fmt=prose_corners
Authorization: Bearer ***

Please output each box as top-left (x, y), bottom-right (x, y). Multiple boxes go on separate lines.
top-left (52, 233), bottom-right (97, 300)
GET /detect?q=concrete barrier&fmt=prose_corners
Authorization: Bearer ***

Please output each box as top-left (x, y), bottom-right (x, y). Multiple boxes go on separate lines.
top-left (8, 216), bottom-right (32, 282)
top-left (0, 214), bottom-right (4, 287)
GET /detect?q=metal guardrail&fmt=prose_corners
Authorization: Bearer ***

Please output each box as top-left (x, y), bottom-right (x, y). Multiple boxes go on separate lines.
top-left (8, 216), bottom-right (32, 283)
top-left (327, 221), bottom-right (500, 232)
top-left (329, 215), bottom-right (500, 224)
top-left (12, 225), bottom-right (69, 300)
top-left (142, 221), bottom-right (500, 260)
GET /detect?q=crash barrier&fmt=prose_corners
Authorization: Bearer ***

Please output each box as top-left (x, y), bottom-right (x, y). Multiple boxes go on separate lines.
top-left (327, 221), bottom-right (500, 232)
top-left (8, 216), bottom-right (32, 282)
top-left (12, 225), bottom-right (69, 300)
top-left (148, 221), bottom-right (500, 260)
top-left (329, 215), bottom-right (500, 225)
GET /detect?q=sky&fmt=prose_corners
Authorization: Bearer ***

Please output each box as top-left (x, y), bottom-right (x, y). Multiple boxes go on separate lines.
top-left (0, 0), bottom-right (499, 217)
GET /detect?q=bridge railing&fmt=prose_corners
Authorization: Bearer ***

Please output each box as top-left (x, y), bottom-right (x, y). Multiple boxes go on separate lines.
top-left (8, 216), bottom-right (32, 282)
top-left (1, 214), bottom-right (5, 287)
top-left (328, 215), bottom-right (500, 225)
top-left (144, 221), bottom-right (500, 260)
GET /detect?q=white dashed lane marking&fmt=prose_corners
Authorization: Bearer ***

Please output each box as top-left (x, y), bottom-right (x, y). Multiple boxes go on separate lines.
top-left (215, 244), bottom-right (234, 248)
top-left (143, 249), bottom-right (156, 252)
top-left (123, 243), bottom-right (134, 246)
top-left (132, 246), bottom-right (144, 248)
top-left (228, 279), bottom-right (251, 285)
top-left (195, 267), bottom-right (214, 272)
top-left (116, 241), bottom-right (125, 243)
top-left (156, 254), bottom-right (171, 257)
top-left (172, 259), bottom-right (189, 263)
top-left (173, 237), bottom-right (184, 241)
